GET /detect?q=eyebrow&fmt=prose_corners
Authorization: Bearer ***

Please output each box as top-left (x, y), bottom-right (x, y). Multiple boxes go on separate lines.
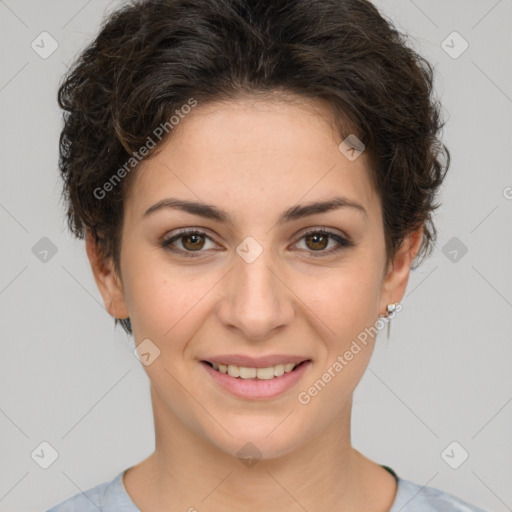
top-left (142, 196), bottom-right (368, 224)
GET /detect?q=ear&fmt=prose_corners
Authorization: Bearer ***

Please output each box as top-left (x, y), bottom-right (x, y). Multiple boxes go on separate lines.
top-left (378, 226), bottom-right (423, 316)
top-left (85, 229), bottom-right (129, 320)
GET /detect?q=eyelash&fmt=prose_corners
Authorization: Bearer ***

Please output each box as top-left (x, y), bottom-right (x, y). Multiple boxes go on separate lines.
top-left (160, 228), bottom-right (353, 258)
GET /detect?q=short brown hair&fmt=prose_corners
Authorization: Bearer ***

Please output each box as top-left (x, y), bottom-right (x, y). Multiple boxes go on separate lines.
top-left (57, 0), bottom-right (450, 335)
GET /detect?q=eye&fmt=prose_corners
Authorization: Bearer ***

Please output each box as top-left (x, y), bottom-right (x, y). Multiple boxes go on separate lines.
top-left (293, 228), bottom-right (353, 256)
top-left (161, 227), bottom-right (353, 258)
top-left (161, 229), bottom-right (219, 257)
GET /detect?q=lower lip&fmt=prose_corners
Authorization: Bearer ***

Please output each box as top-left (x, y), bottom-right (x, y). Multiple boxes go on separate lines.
top-left (200, 360), bottom-right (311, 400)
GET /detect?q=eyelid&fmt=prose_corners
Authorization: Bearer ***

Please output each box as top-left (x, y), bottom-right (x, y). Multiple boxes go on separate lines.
top-left (292, 227), bottom-right (353, 256)
top-left (296, 226), bottom-right (350, 241)
top-left (161, 228), bottom-right (220, 252)
top-left (161, 226), bottom-right (353, 256)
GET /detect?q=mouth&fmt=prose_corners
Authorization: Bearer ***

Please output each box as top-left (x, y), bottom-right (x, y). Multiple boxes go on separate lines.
top-left (200, 358), bottom-right (312, 400)
top-left (202, 360), bottom-right (310, 380)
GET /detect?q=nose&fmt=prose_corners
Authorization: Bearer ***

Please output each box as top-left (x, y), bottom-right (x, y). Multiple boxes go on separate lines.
top-left (216, 244), bottom-right (295, 341)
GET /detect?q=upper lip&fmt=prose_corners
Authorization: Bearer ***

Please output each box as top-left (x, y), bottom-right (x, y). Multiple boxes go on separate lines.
top-left (202, 354), bottom-right (311, 368)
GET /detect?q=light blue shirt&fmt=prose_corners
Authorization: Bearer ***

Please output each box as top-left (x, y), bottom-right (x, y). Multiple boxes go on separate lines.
top-left (46, 466), bottom-right (488, 511)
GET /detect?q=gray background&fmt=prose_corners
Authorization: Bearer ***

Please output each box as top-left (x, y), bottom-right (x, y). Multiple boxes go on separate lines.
top-left (0, 0), bottom-right (511, 510)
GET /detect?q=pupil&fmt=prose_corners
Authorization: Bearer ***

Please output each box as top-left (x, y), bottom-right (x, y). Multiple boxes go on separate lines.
top-left (184, 234), bottom-right (204, 250)
top-left (307, 233), bottom-right (327, 250)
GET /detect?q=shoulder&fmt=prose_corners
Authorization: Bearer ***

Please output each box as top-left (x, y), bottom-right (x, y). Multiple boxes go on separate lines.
top-left (391, 477), bottom-right (488, 512)
top-left (45, 470), bottom-right (139, 512)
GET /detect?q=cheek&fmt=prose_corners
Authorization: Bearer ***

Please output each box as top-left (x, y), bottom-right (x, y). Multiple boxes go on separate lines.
top-left (294, 258), bottom-right (383, 339)
top-left (121, 252), bottom-right (216, 342)
top-left (294, 265), bottom-right (382, 411)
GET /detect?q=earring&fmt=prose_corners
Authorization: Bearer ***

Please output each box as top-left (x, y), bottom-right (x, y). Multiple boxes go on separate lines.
top-left (380, 302), bottom-right (400, 339)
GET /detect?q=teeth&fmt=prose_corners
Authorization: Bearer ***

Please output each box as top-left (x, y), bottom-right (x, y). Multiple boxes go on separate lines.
top-left (212, 362), bottom-right (301, 379)
top-left (227, 364), bottom-right (240, 377)
top-left (239, 366), bottom-right (257, 378)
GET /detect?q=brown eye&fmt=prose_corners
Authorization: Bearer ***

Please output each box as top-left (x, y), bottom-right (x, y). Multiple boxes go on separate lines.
top-left (161, 229), bottom-right (218, 257)
top-left (294, 229), bottom-right (353, 256)
top-left (181, 233), bottom-right (206, 251)
top-left (305, 232), bottom-right (329, 251)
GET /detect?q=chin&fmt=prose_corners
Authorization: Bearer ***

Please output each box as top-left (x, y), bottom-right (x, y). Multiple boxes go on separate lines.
top-left (203, 417), bottom-right (305, 463)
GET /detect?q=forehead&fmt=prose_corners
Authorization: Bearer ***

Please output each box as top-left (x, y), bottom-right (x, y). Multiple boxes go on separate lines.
top-left (124, 95), bottom-right (379, 224)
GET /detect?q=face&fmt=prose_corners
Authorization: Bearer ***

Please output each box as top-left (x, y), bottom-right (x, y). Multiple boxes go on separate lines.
top-left (89, 94), bottom-right (419, 460)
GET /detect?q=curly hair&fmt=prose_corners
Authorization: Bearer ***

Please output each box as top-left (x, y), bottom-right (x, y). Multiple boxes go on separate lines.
top-left (57, 0), bottom-right (450, 336)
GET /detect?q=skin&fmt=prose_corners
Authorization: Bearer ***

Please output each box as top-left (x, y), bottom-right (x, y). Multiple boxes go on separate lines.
top-left (86, 93), bottom-right (422, 511)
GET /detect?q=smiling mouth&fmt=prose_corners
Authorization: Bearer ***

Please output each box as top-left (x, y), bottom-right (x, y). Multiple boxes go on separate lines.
top-left (202, 360), bottom-right (310, 380)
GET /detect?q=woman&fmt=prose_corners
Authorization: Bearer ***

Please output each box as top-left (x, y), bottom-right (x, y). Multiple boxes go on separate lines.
top-left (47, 0), bottom-right (486, 510)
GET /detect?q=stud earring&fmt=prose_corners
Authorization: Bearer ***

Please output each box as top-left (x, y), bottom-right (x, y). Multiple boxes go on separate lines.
top-left (380, 302), bottom-right (400, 339)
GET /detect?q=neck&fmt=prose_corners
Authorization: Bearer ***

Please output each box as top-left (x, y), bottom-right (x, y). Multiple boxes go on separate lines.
top-left (123, 385), bottom-right (394, 511)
